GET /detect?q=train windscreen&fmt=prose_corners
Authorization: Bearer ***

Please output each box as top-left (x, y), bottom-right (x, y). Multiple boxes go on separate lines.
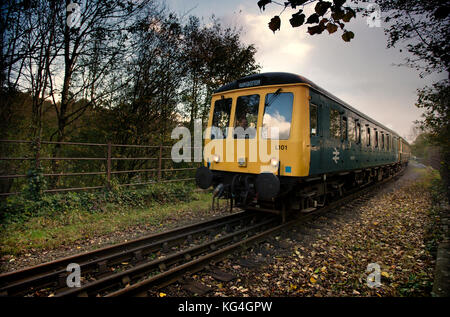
top-left (262, 92), bottom-right (293, 140)
top-left (234, 94), bottom-right (259, 139)
top-left (211, 98), bottom-right (232, 139)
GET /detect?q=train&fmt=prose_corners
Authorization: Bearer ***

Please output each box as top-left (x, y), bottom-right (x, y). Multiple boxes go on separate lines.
top-left (195, 72), bottom-right (410, 219)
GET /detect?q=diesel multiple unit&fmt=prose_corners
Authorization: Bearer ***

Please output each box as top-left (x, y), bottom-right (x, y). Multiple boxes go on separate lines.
top-left (195, 72), bottom-right (410, 216)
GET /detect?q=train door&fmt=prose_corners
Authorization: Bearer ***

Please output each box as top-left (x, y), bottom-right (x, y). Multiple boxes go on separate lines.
top-left (341, 114), bottom-right (350, 170)
top-left (326, 103), bottom-right (344, 172)
top-left (309, 91), bottom-right (324, 175)
top-left (309, 102), bottom-right (323, 174)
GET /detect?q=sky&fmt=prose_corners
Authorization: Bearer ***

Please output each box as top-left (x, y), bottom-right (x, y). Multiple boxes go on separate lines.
top-left (164, 0), bottom-right (446, 142)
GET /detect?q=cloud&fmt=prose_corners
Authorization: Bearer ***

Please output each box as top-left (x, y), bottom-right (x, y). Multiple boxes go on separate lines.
top-left (238, 11), bottom-right (313, 72)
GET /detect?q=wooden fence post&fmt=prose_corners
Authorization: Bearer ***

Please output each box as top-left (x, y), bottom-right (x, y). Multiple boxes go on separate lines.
top-left (35, 137), bottom-right (41, 170)
top-left (107, 142), bottom-right (111, 187)
top-left (158, 144), bottom-right (162, 180)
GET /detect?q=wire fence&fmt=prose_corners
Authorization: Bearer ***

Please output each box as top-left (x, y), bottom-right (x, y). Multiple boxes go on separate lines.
top-left (0, 139), bottom-right (202, 197)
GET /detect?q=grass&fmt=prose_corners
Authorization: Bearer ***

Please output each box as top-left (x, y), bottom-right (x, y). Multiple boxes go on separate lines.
top-left (0, 191), bottom-right (212, 256)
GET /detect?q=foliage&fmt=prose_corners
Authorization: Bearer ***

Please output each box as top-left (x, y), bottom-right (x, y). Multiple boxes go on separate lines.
top-left (180, 16), bottom-right (260, 130)
top-left (415, 81), bottom-right (450, 147)
top-left (0, 182), bottom-right (197, 226)
top-left (377, 0), bottom-right (450, 76)
top-left (415, 80), bottom-right (450, 201)
top-left (0, 189), bottom-right (213, 256)
top-left (257, 0), bottom-right (358, 41)
top-left (23, 168), bottom-right (47, 201)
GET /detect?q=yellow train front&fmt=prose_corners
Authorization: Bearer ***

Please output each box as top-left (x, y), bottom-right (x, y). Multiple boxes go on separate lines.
top-left (195, 72), bottom-right (409, 216)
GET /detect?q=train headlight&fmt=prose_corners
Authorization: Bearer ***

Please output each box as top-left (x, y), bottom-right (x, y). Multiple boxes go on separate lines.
top-left (212, 154), bottom-right (220, 163)
top-left (270, 157), bottom-right (279, 168)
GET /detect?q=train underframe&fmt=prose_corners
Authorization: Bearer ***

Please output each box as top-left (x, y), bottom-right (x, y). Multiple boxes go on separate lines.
top-left (209, 162), bottom-right (408, 222)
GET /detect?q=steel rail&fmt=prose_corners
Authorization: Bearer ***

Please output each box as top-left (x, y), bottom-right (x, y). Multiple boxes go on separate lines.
top-left (56, 217), bottom-right (278, 297)
top-left (0, 211), bottom-right (257, 296)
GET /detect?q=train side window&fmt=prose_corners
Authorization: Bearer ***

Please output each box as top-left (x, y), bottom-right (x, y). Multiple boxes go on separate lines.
top-left (234, 94), bottom-right (259, 139)
top-left (374, 130), bottom-right (379, 148)
top-left (342, 116), bottom-right (348, 140)
top-left (366, 127), bottom-right (371, 147)
top-left (381, 133), bottom-right (385, 150)
top-left (262, 92), bottom-right (294, 140)
top-left (330, 109), bottom-right (341, 139)
top-left (348, 118), bottom-right (355, 142)
top-left (356, 123), bottom-right (361, 143)
top-left (386, 135), bottom-right (390, 151)
top-left (211, 98), bottom-right (232, 139)
top-left (310, 104), bottom-right (318, 136)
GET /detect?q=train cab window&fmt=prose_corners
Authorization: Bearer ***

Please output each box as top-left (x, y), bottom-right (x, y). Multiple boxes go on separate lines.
top-left (262, 92), bottom-right (294, 139)
top-left (330, 109), bottom-right (341, 139)
top-left (234, 94), bottom-right (259, 139)
top-left (211, 98), bottom-right (232, 139)
top-left (310, 104), bottom-right (318, 136)
top-left (366, 127), bottom-right (371, 146)
top-left (342, 116), bottom-right (348, 140)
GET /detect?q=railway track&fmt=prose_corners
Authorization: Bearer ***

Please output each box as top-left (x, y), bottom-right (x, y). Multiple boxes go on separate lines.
top-left (0, 168), bottom-right (405, 297)
top-left (0, 210), bottom-right (269, 296)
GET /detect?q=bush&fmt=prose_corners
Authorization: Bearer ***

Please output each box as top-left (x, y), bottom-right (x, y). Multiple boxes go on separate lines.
top-left (0, 182), bottom-right (196, 225)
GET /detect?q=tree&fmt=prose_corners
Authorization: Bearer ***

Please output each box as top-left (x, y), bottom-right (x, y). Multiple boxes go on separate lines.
top-left (181, 16), bottom-right (260, 131)
top-left (415, 81), bottom-right (450, 201)
top-left (377, 0), bottom-right (450, 77)
top-left (1, 0), bottom-right (31, 90)
top-left (377, 0), bottom-right (450, 201)
top-left (107, 12), bottom-right (186, 182)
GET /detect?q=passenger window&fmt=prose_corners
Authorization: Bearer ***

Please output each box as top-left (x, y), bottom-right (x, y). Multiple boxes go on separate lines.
top-left (348, 118), bottom-right (355, 142)
top-left (211, 98), bottom-right (232, 139)
top-left (386, 135), bottom-right (390, 151)
top-left (356, 123), bottom-right (361, 143)
top-left (342, 116), bottom-right (348, 140)
top-left (234, 94), bottom-right (259, 139)
top-left (262, 92), bottom-right (294, 140)
top-left (366, 127), bottom-right (371, 146)
top-left (374, 130), bottom-right (379, 148)
top-left (330, 109), bottom-right (340, 139)
top-left (310, 104), bottom-right (318, 136)
top-left (381, 133), bottom-right (385, 149)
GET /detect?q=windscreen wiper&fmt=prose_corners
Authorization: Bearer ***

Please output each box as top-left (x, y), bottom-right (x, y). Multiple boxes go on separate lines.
top-left (264, 88), bottom-right (282, 108)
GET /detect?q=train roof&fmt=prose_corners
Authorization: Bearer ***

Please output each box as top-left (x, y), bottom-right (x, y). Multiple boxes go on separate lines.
top-left (214, 72), bottom-right (401, 139)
